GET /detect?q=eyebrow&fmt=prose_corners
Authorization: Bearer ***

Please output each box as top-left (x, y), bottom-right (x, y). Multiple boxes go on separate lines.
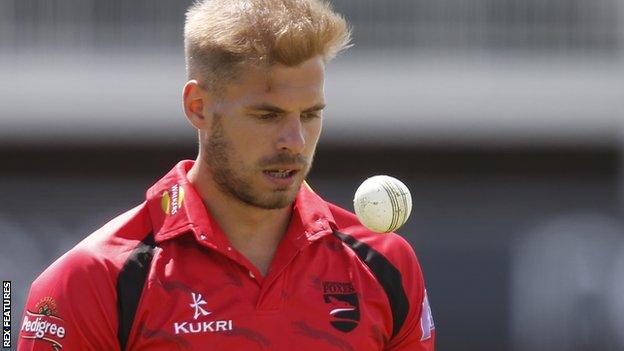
top-left (247, 103), bottom-right (326, 113)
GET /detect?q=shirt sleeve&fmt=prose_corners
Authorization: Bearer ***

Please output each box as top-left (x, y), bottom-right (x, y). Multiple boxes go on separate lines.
top-left (18, 247), bottom-right (121, 351)
top-left (384, 237), bottom-right (436, 351)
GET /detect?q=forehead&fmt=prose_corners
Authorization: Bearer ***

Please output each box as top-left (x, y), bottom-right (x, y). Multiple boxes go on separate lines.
top-left (223, 57), bottom-right (326, 108)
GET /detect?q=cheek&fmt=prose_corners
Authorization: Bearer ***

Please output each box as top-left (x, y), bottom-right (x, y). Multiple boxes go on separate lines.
top-left (230, 132), bottom-right (267, 164)
top-left (305, 120), bottom-right (323, 147)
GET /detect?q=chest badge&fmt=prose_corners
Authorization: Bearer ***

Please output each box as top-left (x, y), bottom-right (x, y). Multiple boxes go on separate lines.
top-left (322, 281), bottom-right (360, 332)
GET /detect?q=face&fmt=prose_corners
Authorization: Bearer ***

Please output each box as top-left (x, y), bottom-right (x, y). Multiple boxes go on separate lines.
top-left (199, 57), bottom-right (325, 209)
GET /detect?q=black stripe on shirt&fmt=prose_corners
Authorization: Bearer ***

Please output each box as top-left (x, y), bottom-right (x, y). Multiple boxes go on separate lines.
top-left (117, 233), bottom-right (156, 350)
top-left (333, 230), bottom-right (409, 338)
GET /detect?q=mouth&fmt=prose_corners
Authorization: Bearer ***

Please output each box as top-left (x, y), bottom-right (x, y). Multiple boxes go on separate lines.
top-left (262, 169), bottom-right (299, 179)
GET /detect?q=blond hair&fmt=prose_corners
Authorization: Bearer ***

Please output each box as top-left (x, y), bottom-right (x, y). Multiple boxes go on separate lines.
top-left (184, 0), bottom-right (351, 91)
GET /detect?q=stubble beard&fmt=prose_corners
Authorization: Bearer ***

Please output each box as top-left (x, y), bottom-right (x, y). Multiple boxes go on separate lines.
top-left (202, 115), bottom-right (312, 210)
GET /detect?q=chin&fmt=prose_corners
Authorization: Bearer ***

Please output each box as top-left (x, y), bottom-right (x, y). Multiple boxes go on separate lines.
top-left (260, 188), bottom-right (299, 210)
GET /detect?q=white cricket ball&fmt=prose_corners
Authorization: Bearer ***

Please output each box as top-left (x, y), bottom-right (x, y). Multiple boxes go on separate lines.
top-left (353, 175), bottom-right (413, 233)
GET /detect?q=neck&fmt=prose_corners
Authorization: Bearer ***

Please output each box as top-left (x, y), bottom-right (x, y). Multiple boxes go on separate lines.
top-left (187, 158), bottom-right (292, 274)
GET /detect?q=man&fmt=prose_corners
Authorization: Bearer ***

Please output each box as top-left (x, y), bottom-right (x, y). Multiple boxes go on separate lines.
top-left (19, 0), bottom-right (435, 350)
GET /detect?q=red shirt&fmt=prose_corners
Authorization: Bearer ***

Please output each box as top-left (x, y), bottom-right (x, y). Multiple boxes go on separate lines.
top-left (19, 160), bottom-right (435, 350)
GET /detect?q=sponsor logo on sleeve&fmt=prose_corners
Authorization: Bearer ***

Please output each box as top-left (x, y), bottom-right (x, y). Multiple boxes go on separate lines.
top-left (173, 292), bottom-right (233, 335)
top-left (161, 184), bottom-right (185, 215)
top-left (420, 290), bottom-right (435, 341)
top-left (322, 281), bottom-right (360, 333)
top-left (20, 297), bottom-right (65, 350)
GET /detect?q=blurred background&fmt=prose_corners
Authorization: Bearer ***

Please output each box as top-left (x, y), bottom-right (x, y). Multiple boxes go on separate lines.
top-left (1, 0), bottom-right (623, 350)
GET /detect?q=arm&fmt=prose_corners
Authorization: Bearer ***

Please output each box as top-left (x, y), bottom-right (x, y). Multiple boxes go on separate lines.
top-left (18, 248), bottom-right (120, 351)
top-left (384, 238), bottom-right (436, 351)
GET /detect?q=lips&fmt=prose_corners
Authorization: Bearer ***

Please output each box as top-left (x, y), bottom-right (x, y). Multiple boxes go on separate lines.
top-left (262, 166), bottom-right (302, 186)
top-left (263, 164), bottom-right (303, 178)
top-left (263, 169), bottom-right (298, 178)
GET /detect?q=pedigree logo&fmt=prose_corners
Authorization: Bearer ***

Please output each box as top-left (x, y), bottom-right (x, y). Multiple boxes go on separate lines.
top-left (20, 297), bottom-right (66, 350)
top-left (161, 184), bottom-right (185, 215)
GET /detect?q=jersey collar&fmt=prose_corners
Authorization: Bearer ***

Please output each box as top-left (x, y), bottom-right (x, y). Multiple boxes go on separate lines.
top-left (146, 160), bottom-right (336, 249)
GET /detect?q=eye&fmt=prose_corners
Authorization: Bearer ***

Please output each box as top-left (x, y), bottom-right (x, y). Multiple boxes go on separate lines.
top-left (256, 112), bottom-right (279, 120)
top-left (302, 111), bottom-right (321, 121)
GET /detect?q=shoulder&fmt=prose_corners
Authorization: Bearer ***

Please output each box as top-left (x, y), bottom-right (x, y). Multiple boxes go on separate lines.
top-left (21, 203), bottom-right (153, 350)
top-left (326, 201), bottom-right (427, 341)
top-left (326, 201), bottom-right (425, 313)
top-left (327, 201), bottom-right (421, 272)
top-left (48, 203), bottom-right (150, 271)
top-left (29, 202), bottom-right (153, 300)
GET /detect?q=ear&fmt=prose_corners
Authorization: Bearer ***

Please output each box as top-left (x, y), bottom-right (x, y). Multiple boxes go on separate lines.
top-left (183, 80), bottom-right (213, 130)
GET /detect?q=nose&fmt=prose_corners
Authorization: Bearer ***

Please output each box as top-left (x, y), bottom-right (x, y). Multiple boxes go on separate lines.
top-left (276, 114), bottom-right (305, 154)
